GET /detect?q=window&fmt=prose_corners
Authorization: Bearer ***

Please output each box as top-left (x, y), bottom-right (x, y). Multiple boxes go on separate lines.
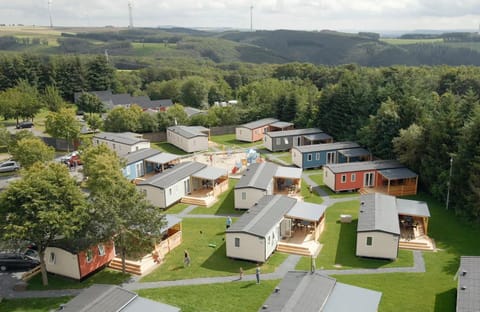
top-left (267, 235), bottom-right (271, 245)
top-left (241, 192), bottom-right (246, 200)
top-left (284, 138), bottom-right (289, 144)
top-left (351, 173), bottom-right (356, 182)
top-left (86, 249), bottom-right (93, 263)
top-left (307, 154), bottom-right (312, 161)
top-left (264, 136), bottom-right (267, 142)
top-left (315, 152), bottom-right (320, 160)
top-left (276, 138), bottom-right (281, 145)
top-left (169, 188), bottom-right (172, 196)
top-left (235, 237), bottom-right (240, 247)
top-left (48, 252), bottom-right (56, 264)
top-left (341, 174), bottom-right (347, 183)
top-left (366, 236), bottom-right (373, 246)
top-left (98, 244), bottom-right (105, 256)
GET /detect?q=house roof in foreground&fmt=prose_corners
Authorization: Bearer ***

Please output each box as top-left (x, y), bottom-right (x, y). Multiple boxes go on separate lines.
top-left (338, 147), bottom-right (371, 158)
top-left (238, 118), bottom-right (279, 130)
top-left (396, 198), bottom-right (430, 217)
top-left (275, 166), bottom-right (302, 180)
top-left (260, 271), bottom-right (381, 312)
top-left (192, 166), bottom-right (228, 180)
top-left (137, 162), bottom-right (206, 189)
top-left (167, 125), bottom-right (209, 139)
top-left (357, 193), bottom-right (400, 235)
top-left (457, 256), bottom-right (480, 312)
top-left (123, 148), bottom-right (162, 165)
top-left (93, 132), bottom-right (148, 146)
top-left (226, 195), bottom-right (296, 238)
top-left (378, 167), bottom-right (418, 180)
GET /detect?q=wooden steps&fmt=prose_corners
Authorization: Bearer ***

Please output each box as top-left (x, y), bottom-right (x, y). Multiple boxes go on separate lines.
top-left (108, 258), bottom-right (142, 275)
top-left (181, 196), bottom-right (217, 207)
top-left (399, 237), bottom-right (435, 251)
top-left (276, 241), bottom-right (320, 257)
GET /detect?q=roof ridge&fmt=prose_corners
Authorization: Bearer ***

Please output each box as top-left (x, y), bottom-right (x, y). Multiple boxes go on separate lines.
top-left (243, 195), bottom-right (282, 233)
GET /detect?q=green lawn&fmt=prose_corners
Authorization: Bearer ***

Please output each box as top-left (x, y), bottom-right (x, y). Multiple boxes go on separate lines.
top-left (138, 280), bottom-right (280, 312)
top-left (164, 203), bottom-right (191, 214)
top-left (140, 218), bottom-right (288, 282)
top-left (276, 152), bottom-right (292, 164)
top-left (301, 178), bottom-right (324, 204)
top-left (190, 179), bottom-right (243, 215)
top-left (27, 268), bottom-right (130, 291)
top-left (296, 200), bottom-right (413, 270)
top-left (381, 38), bottom-right (444, 45)
top-left (131, 42), bottom-right (175, 57)
top-left (151, 142), bottom-right (188, 155)
top-left (0, 297), bottom-right (71, 312)
top-left (210, 134), bottom-right (263, 150)
top-left (309, 173), bottom-right (359, 198)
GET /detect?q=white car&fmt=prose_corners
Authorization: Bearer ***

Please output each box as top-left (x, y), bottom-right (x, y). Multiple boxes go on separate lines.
top-left (0, 160), bottom-right (20, 173)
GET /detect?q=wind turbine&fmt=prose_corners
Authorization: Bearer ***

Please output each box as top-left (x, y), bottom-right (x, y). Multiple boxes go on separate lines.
top-left (48, 0), bottom-right (53, 28)
top-left (128, 0), bottom-right (134, 28)
top-left (250, 4), bottom-right (254, 32)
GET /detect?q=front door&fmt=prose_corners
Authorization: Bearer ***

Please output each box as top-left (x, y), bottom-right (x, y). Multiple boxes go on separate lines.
top-left (364, 172), bottom-right (374, 187)
top-left (136, 162), bottom-right (144, 177)
top-left (326, 151), bottom-right (336, 164)
top-left (293, 136), bottom-right (301, 146)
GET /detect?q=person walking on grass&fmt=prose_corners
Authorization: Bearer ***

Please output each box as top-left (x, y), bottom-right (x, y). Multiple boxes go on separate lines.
top-left (184, 250), bottom-right (191, 267)
top-left (255, 263), bottom-right (261, 284)
top-left (226, 216), bottom-right (232, 230)
top-left (239, 267), bottom-right (243, 280)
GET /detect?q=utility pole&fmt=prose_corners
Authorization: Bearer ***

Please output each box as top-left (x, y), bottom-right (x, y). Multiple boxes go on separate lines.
top-left (446, 157), bottom-right (453, 210)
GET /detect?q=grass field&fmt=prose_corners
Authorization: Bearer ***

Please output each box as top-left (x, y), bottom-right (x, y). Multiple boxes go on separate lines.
top-left (164, 202), bottom-right (191, 214)
top-left (151, 142), bottom-right (188, 155)
top-left (381, 38), bottom-right (444, 45)
top-left (131, 42), bottom-right (176, 57)
top-left (27, 268), bottom-right (130, 291)
top-left (0, 297), bottom-right (71, 312)
top-left (140, 218), bottom-right (288, 282)
top-left (296, 200), bottom-right (413, 271)
top-left (190, 179), bottom-right (243, 215)
top-left (301, 178), bottom-right (324, 204)
top-left (210, 134), bottom-right (263, 150)
top-left (138, 280), bottom-right (280, 312)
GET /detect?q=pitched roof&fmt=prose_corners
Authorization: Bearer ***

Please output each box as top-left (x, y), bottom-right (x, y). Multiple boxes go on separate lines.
top-left (275, 166), bottom-right (302, 180)
top-left (302, 132), bottom-right (333, 142)
top-left (137, 162), bottom-right (206, 189)
top-left (293, 142), bottom-right (360, 153)
top-left (324, 160), bottom-right (404, 174)
top-left (357, 193), bottom-right (400, 235)
top-left (93, 132), bottom-right (148, 145)
top-left (192, 166), bottom-right (227, 180)
top-left (338, 147), bottom-right (371, 158)
top-left (266, 128), bottom-right (324, 138)
top-left (457, 256), bottom-right (480, 312)
top-left (260, 272), bottom-right (381, 312)
top-left (59, 284), bottom-right (180, 312)
top-left (184, 106), bottom-right (206, 117)
top-left (123, 148), bottom-right (162, 165)
top-left (285, 202), bottom-right (327, 222)
top-left (145, 153), bottom-right (179, 165)
top-left (396, 199), bottom-right (430, 217)
top-left (235, 162), bottom-right (278, 190)
top-left (226, 195), bottom-right (296, 238)
top-left (73, 90), bottom-right (113, 103)
top-left (270, 121), bottom-right (294, 129)
top-left (378, 167), bottom-right (418, 180)
top-left (238, 118), bottom-right (279, 130)
top-left (167, 126), bottom-right (209, 139)
top-left (147, 99), bottom-right (173, 109)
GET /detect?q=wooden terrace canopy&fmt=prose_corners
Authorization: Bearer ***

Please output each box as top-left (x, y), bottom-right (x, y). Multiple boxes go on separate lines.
top-left (145, 153), bottom-right (180, 172)
top-left (376, 167), bottom-right (418, 196)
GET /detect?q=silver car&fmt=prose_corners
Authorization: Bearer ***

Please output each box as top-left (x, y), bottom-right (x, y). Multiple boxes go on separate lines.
top-left (0, 160), bottom-right (20, 173)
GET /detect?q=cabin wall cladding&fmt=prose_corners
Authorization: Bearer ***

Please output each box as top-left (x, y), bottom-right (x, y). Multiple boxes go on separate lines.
top-left (210, 125), bottom-right (236, 136)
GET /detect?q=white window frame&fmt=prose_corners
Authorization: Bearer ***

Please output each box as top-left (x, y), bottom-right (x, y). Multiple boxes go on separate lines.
top-left (315, 152), bottom-right (320, 160)
top-left (276, 138), bottom-right (281, 145)
top-left (86, 249), bottom-right (93, 263)
top-left (49, 252), bottom-right (56, 264)
top-left (351, 173), bottom-right (356, 182)
top-left (98, 244), bottom-right (105, 256)
top-left (366, 236), bottom-right (373, 246)
top-left (235, 237), bottom-right (240, 247)
top-left (341, 174), bottom-right (347, 183)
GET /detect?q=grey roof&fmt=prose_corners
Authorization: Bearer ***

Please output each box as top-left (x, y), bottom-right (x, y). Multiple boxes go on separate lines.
top-left (167, 125), bottom-right (209, 139)
top-left (137, 162), bottom-right (206, 189)
top-left (184, 106), bottom-right (206, 117)
top-left (160, 215), bottom-right (182, 233)
top-left (325, 160), bottom-right (404, 174)
top-left (59, 284), bottom-right (180, 312)
top-left (123, 148), bottom-right (162, 165)
top-left (293, 142), bottom-right (360, 153)
top-left (338, 147), bottom-right (371, 158)
top-left (260, 272), bottom-right (381, 312)
top-left (149, 99), bottom-right (173, 108)
top-left (457, 256), bottom-right (480, 312)
top-left (145, 152), bottom-right (179, 164)
top-left (323, 280), bottom-right (382, 312)
top-left (94, 132), bottom-right (148, 146)
top-left (110, 94), bottom-right (135, 106)
top-left (226, 195), bottom-right (296, 238)
top-left (238, 118), bottom-right (279, 130)
top-left (266, 128), bottom-right (323, 138)
top-left (275, 166), bottom-right (302, 179)
top-left (378, 167), bottom-right (418, 180)
top-left (270, 121), bottom-right (294, 129)
top-left (192, 166), bottom-right (227, 180)
top-left (396, 199), bottom-right (430, 217)
top-left (235, 162), bottom-right (278, 190)
top-left (73, 90), bottom-right (113, 103)
top-left (357, 193), bottom-right (400, 235)
top-left (302, 132), bottom-right (333, 142)
top-left (285, 202), bottom-right (327, 222)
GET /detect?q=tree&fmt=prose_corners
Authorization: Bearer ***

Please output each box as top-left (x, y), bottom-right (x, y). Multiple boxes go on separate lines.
top-left (157, 104), bottom-right (188, 130)
top-left (138, 112), bottom-right (158, 133)
top-left (85, 114), bottom-right (103, 133)
top-left (85, 55), bottom-right (116, 91)
top-left (0, 80), bottom-right (43, 125)
top-left (180, 77), bottom-right (209, 108)
top-left (11, 137), bottom-right (55, 168)
top-left (392, 123), bottom-right (425, 173)
top-left (103, 105), bottom-right (143, 132)
top-left (82, 145), bottom-right (165, 272)
top-left (43, 85), bottom-right (66, 112)
top-left (146, 79), bottom-right (182, 102)
top-left (76, 92), bottom-right (104, 116)
top-left (0, 162), bottom-right (87, 285)
top-left (45, 108), bottom-right (81, 152)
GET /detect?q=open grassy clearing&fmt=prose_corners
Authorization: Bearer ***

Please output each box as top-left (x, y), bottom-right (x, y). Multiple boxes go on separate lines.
top-left (296, 200), bottom-right (413, 271)
top-left (138, 280), bottom-right (280, 312)
top-left (190, 179), bottom-right (242, 215)
top-left (164, 202), bottom-right (191, 214)
top-left (151, 142), bottom-right (188, 155)
top-left (131, 42), bottom-right (176, 57)
top-left (26, 268), bottom-right (130, 291)
top-left (140, 218), bottom-right (288, 282)
top-left (0, 297), bottom-right (71, 312)
top-left (210, 134), bottom-right (263, 150)
top-left (300, 178), bottom-right (324, 204)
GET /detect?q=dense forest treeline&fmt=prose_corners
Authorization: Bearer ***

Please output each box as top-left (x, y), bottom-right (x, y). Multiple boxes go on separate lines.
top-left (0, 53), bottom-right (479, 221)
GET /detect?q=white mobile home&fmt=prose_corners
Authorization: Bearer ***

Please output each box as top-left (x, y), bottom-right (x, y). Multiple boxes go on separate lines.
top-left (93, 132), bottom-right (150, 156)
top-left (167, 126), bottom-right (209, 153)
top-left (234, 162), bottom-right (278, 209)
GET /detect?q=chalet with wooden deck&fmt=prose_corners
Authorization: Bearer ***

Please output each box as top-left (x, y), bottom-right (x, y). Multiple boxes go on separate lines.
top-left (263, 128), bottom-right (333, 152)
top-left (167, 125), bottom-right (210, 153)
top-left (235, 118), bottom-right (294, 142)
top-left (93, 132), bottom-right (150, 156)
top-left (456, 256), bottom-right (480, 312)
top-left (234, 163), bottom-right (302, 210)
top-left (261, 271), bottom-right (382, 312)
top-left (292, 142), bottom-right (362, 169)
top-left (323, 160), bottom-right (418, 196)
top-left (122, 148), bottom-right (180, 181)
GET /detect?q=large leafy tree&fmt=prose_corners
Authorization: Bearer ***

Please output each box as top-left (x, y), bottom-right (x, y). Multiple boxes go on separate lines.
top-left (11, 137), bottom-right (55, 168)
top-left (43, 85), bottom-right (66, 112)
top-left (45, 107), bottom-right (81, 152)
top-left (104, 105), bottom-right (143, 132)
top-left (180, 76), bottom-right (209, 108)
top-left (76, 92), bottom-right (104, 116)
top-left (85, 55), bottom-right (116, 91)
top-left (0, 80), bottom-right (43, 124)
top-left (82, 145), bottom-right (165, 272)
top-left (0, 162), bottom-right (88, 285)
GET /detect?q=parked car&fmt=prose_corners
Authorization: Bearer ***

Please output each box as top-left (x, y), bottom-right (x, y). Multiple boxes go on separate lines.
top-left (0, 253), bottom-right (40, 272)
top-left (61, 151), bottom-right (83, 166)
top-left (16, 121), bottom-right (34, 129)
top-left (0, 160), bottom-right (20, 173)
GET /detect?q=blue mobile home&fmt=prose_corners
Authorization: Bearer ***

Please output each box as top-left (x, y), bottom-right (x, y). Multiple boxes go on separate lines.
top-left (291, 142), bottom-right (360, 169)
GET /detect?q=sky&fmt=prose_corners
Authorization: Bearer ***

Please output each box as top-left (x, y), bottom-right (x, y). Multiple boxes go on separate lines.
top-left (2, 0), bottom-right (480, 33)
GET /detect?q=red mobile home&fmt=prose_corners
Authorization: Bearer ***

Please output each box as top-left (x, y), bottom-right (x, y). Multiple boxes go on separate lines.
top-left (235, 118), bottom-right (293, 142)
top-left (323, 160), bottom-right (418, 196)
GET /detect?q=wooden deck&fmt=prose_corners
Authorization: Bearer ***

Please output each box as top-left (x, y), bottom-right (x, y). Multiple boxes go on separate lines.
top-left (277, 230), bottom-right (321, 257)
top-left (360, 184), bottom-right (417, 196)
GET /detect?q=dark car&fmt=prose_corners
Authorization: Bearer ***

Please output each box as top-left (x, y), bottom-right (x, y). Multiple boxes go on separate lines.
top-left (16, 121), bottom-right (34, 129)
top-left (0, 253), bottom-right (40, 272)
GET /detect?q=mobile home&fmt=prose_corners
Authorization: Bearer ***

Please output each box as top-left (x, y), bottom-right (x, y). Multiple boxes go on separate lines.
top-left (264, 128), bottom-right (332, 152)
top-left (167, 126), bottom-right (209, 153)
top-left (292, 142), bottom-right (360, 169)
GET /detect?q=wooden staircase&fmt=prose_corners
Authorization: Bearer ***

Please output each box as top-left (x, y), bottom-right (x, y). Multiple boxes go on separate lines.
top-left (399, 236), bottom-right (435, 251)
top-left (108, 258), bottom-right (142, 275)
top-left (276, 241), bottom-right (320, 257)
top-left (359, 188), bottom-right (374, 195)
top-left (181, 196), bottom-right (217, 207)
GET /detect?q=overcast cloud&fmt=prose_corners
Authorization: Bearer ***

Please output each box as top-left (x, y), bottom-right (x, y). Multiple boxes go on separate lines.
top-left (2, 0), bottom-right (480, 32)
